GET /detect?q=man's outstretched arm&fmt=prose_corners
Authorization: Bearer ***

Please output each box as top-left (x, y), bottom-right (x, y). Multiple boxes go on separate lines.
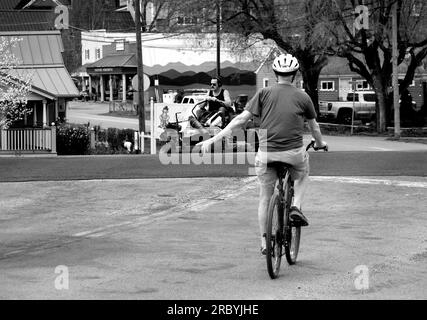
top-left (197, 110), bottom-right (253, 152)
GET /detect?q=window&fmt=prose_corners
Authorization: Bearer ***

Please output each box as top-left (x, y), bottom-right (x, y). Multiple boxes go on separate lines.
top-left (363, 94), bottom-right (376, 102)
top-left (115, 40), bottom-right (125, 51)
top-left (177, 16), bottom-right (198, 25)
top-left (356, 80), bottom-right (371, 90)
top-left (398, 78), bottom-right (416, 87)
top-left (320, 81), bottom-right (334, 91)
top-left (263, 78), bottom-right (269, 88)
top-left (84, 49), bottom-right (90, 60)
top-left (411, 1), bottom-right (422, 16)
top-left (95, 48), bottom-right (101, 59)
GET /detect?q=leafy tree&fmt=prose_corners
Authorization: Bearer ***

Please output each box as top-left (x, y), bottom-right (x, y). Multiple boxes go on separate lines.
top-left (327, 0), bottom-right (427, 131)
top-left (0, 37), bottom-right (31, 129)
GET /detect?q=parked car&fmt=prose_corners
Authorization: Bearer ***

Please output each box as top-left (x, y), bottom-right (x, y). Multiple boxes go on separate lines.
top-left (319, 91), bottom-right (376, 124)
top-left (180, 95), bottom-right (207, 104)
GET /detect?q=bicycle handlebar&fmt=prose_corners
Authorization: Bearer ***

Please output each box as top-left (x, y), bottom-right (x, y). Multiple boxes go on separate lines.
top-left (306, 139), bottom-right (328, 152)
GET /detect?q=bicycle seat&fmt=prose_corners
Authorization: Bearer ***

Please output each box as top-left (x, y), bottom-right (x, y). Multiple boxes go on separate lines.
top-left (267, 162), bottom-right (293, 176)
top-left (267, 161), bottom-right (293, 169)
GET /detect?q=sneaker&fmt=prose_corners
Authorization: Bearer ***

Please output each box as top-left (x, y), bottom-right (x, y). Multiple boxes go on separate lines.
top-left (289, 206), bottom-right (309, 226)
top-left (261, 233), bottom-right (267, 255)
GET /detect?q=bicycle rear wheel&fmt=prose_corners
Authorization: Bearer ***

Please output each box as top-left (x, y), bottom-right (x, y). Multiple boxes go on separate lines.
top-left (266, 193), bottom-right (284, 279)
top-left (283, 179), bottom-right (301, 265)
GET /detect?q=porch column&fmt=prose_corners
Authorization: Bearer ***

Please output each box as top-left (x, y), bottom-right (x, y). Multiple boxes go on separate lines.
top-left (122, 74), bottom-right (127, 102)
top-left (100, 75), bottom-right (105, 102)
top-left (33, 103), bottom-right (37, 127)
top-left (42, 100), bottom-right (47, 127)
top-left (55, 100), bottom-right (59, 121)
top-left (109, 75), bottom-right (113, 101)
top-left (82, 76), bottom-right (87, 91)
top-left (88, 75), bottom-right (92, 100)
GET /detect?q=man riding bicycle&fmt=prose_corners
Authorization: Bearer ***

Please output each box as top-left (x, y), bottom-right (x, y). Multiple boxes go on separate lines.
top-left (198, 53), bottom-right (327, 255)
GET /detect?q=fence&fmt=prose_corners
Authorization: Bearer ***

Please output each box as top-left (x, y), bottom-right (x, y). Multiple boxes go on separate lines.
top-left (0, 127), bottom-right (56, 153)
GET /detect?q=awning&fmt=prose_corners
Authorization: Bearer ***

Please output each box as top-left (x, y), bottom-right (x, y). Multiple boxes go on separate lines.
top-left (9, 67), bottom-right (80, 99)
top-left (87, 54), bottom-right (137, 69)
top-left (85, 54), bottom-right (137, 75)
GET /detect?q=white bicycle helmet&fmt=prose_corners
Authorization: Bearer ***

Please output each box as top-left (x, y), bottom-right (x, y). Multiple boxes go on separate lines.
top-left (272, 53), bottom-right (299, 74)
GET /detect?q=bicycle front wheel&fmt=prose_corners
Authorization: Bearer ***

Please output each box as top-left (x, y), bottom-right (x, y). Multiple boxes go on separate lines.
top-left (266, 193), bottom-right (284, 279)
top-left (283, 179), bottom-right (301, 265)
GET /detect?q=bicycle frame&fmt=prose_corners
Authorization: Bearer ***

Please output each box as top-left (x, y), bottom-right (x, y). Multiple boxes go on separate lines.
top-left (265, 162), bottom-right (299, 279)
top-left (274, 164), bottom-right (295, 247)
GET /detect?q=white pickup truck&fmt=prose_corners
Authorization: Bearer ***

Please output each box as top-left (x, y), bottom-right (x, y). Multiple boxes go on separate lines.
top-left (319, 91), bottom-right (376, 124)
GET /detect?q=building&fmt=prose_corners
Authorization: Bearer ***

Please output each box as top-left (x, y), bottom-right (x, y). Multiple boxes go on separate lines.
top-left (78, 32), bottom-right (266, 104)
top-left (0, 1), bottom-right (78, 155)
top-left (256, 54), bottom-right (427, 109)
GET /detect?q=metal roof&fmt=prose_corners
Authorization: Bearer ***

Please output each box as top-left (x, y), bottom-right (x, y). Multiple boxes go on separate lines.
top-left (1, 31), bottom-right (78, 98)
top-left (0, 31), bottom-right (64, 65)
top-left (9, 67), bottom-right (79, 98)
top-left (86, 54), bottom-right (137, 69)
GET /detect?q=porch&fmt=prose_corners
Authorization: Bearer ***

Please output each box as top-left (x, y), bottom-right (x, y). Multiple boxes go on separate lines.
top-left (0, 127), bottom-right (56, 156)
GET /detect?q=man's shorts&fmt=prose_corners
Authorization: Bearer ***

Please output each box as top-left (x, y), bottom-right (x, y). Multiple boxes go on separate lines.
top-left (254, 146), bottom-right (310, 186)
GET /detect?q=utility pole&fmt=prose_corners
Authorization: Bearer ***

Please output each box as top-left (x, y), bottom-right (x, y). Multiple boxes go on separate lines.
top-left (392, 1), bottom-right (400, 139)
top-left (216, 0), bottom-right (221, 78)
top-left (135, 0), bottom-right (146, 151)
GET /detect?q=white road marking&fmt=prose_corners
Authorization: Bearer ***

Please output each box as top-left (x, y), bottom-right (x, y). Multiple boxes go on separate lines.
top-left (311, 176), bottom-right (427, 188)
top-left (369, 147), bottom-right (393, 151)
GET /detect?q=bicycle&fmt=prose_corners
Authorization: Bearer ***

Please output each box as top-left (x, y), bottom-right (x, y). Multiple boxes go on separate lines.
top-left (265, 139), bottom-right (328, 279)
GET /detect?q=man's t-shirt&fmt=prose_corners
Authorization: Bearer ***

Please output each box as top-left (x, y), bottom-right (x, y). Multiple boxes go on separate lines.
top-left (245, 83), bottom-right (317, 152)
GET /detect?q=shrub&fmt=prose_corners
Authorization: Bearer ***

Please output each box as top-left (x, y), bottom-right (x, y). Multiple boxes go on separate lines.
top-left (106, 127), bottom-right (135, 152)
top-left (56, 124), bottom-right (90, 155)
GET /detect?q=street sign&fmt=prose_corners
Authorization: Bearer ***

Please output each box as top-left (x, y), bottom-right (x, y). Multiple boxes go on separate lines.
top-left (132, 74), bottom-right (150, 92)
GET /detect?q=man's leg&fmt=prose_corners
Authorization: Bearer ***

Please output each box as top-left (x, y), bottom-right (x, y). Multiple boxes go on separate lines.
top-left (218, 107), bottom-right (228, 128)
top-left (289, 150), bottom-right (310, 225)
top-left (292, 171), bottom-right (309, 209)
top-left (258, 181), bottom-right (275, 249)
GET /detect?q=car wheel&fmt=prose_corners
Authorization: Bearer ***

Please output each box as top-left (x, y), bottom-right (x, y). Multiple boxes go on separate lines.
top-left (337, 110), bottom-right (353, 125)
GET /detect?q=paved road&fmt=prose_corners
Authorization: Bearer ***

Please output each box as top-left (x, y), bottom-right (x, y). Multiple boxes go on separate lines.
top-left (1, 175), bottom-right (426, 299)
top-left (67, 101), bottom-right (148, 131)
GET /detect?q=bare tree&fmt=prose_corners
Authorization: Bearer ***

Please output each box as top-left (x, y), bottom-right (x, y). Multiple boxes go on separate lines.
top-left (327, 0), bottom-right (427, 131)
top-left (194, 0), bottom-right (337, 115)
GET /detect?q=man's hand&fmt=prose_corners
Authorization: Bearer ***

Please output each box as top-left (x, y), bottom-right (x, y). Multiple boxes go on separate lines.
top-left (196, 137), bottom-right (215, 153)
top-left (314, 140), bottom-right (328, 149)
top-left (207, 96), bottom-right (218, 102)
top-left (314, 140), bottom-right (328, 151)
